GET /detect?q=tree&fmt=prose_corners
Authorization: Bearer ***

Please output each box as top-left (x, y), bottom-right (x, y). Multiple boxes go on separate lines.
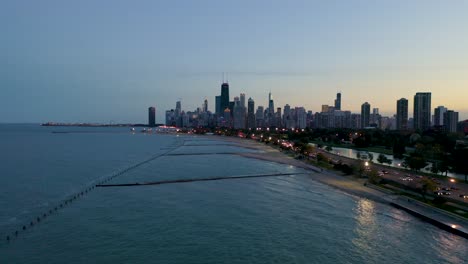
top-left (357, 162), bottom-right (366, 177)
top-left (393, 140), bottom-right (406, 159)
top-left (453, 148), bottom-right (468, 183)
top-left (377, 154), bottom-right (392, 165)
top-left (368, 169), bottom-right (382, 184)
top-left (294, 142), bottom-right (305, 153)
top-left (317, 153), bottom-right (326, 162)
top-left (354, 135), bottom-right (370, 148)
top-left (325, 146), bottom-right (333, 152)
top-left (367, 152), bottom-right (374, 162)
top-left (303, 144), bottom-right (315, 158)
top-left (404, 152), bottom-right (427, 171)
top-left (430, 163), bottom-right (440, 175)
top-left (419, 178), bottom-right (437, 202)
top-left (439, 156), bottom-right (451, 177)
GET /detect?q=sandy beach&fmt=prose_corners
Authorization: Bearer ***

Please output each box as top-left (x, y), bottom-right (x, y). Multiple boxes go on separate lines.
top-left (211, 136), bottom-right (394, 204)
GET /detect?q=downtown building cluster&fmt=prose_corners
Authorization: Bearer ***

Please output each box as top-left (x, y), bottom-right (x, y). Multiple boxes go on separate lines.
top-left (154, 82), bottom-right (463, 133)
top-left (163, 81), bottom-right (311, 130)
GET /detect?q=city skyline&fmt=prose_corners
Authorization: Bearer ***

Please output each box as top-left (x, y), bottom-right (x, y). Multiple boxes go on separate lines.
top-left (2, 1), bottom-right (468, 123)
top-left (161, 83), bottom-right (461, 133)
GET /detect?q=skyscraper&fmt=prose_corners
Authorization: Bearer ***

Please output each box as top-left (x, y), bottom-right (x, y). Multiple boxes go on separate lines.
top-left (215, 96), bottom-right (221, 115)
top-left (203, 99), bottom-right (208, 113)
top-left (233, 97), bottom-right (245, 129)
top-left (240, 93), bottom-right (246, 108)
top-left (268, 92), bottom-right (274, 114)
top-left (413, 92), bottom-right (431, 131)
top-left (444, 110), bottom-right (459, 133)
top-left (276, 107), bottom-right (282, 127)
top-left (220, 82), bottom-right (229, 112)
top-left (371, 108), bottom-right (380, 127)
top-left (175, 101), bottom-right (182, 127)
top-left (267, 92), bottom-right (274, 126)
top-left (296, 107), bottom-right (307, 129)
top-left (361, 102), bottom-right (370, 128)
top-left (396, 98), bottom-right (408, 130)
top-left (256, 106), bottom-right (264, 128)
top-left (334, 92), bottom-right (341, 110)
top-left (434, 106), bottom-right (447, 127)
top-left (148, 107), bottom-right (156, 127)
top-left (175, 101), bottom-right (181, 117)
top-left (223, 108), bottom-right (231, 127)
top-left (247, 98), bottom-right (256, 129)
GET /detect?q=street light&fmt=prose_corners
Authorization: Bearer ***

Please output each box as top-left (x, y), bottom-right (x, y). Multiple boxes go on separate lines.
top-left (450, 178), bottom-right (456, 183)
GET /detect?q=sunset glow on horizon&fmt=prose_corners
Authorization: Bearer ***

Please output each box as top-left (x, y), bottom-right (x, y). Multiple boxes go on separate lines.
top-left (2, 0), bottom-right (468, 123)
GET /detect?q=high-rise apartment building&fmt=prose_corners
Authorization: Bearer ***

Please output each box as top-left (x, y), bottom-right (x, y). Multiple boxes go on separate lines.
top-left (444, 110), bottom-right (459, 133)
top-left (371, 108), bottom-right (380, 127)
top-left (361, 102), bottom-right (371, 128)
top-left (413, 92), bottom-right (431, 130)
top-left (148, 107), bottom-right (156, 127)
top-left (396, 98), bottom-right (408, 130)
top-left (296, 107), bottom-right (307, 129)
top-left (434, 106), bottom-right (447, 127)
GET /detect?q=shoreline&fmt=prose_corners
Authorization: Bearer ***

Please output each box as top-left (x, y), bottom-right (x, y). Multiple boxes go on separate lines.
top-left (206, 135), bottom-right (468, 239)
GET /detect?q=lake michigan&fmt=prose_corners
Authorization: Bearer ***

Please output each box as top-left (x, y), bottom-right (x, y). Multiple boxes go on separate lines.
top-left (0, 124), bottom-right (466, 263)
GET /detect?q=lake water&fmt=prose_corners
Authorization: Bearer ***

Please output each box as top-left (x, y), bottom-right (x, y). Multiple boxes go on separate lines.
top-left (1, 124), bottom-right (467, 263)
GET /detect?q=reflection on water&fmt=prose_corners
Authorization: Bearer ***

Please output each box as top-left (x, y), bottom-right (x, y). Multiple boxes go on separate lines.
top-left (432, 229), bottom-right (467, 264)
top-left (352, 199), bottom-right (377, 253)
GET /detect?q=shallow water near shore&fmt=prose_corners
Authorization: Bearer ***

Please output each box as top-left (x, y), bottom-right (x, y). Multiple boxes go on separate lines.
top-left (1, 124), bottom-right (467, 263)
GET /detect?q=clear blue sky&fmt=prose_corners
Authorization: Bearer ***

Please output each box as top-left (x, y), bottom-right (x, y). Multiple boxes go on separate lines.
top-left (2, 0), bottom-right (468, 123)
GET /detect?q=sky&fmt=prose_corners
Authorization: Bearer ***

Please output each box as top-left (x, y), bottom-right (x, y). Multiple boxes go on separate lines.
top-left (2, 0), bottom-right (468, 123)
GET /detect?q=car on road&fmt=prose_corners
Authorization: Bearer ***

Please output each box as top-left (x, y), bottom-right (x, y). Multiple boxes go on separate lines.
top-left (434, 191), bottom-right (451, 196)
top-left (459, 194), bottom-right (468, 199)
top-left (399, 176), bottom-right (413, 181)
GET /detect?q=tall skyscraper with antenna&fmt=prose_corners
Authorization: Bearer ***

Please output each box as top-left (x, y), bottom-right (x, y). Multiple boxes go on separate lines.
top-left (220, 80), bottom-right (229, 112)
top-left (268, 92), bottom-right (274, 114)
top-left (334, 92), bottom-right (341, 110)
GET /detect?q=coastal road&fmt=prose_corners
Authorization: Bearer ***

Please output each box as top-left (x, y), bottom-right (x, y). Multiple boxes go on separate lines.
top-left (317, 149), bottom-right (468, 204)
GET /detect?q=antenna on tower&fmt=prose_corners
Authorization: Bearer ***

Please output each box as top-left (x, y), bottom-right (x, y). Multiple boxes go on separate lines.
top-left (226, 72), bottom-right (228, 83)
top-left (222, 72), bottom-right (224, 83)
